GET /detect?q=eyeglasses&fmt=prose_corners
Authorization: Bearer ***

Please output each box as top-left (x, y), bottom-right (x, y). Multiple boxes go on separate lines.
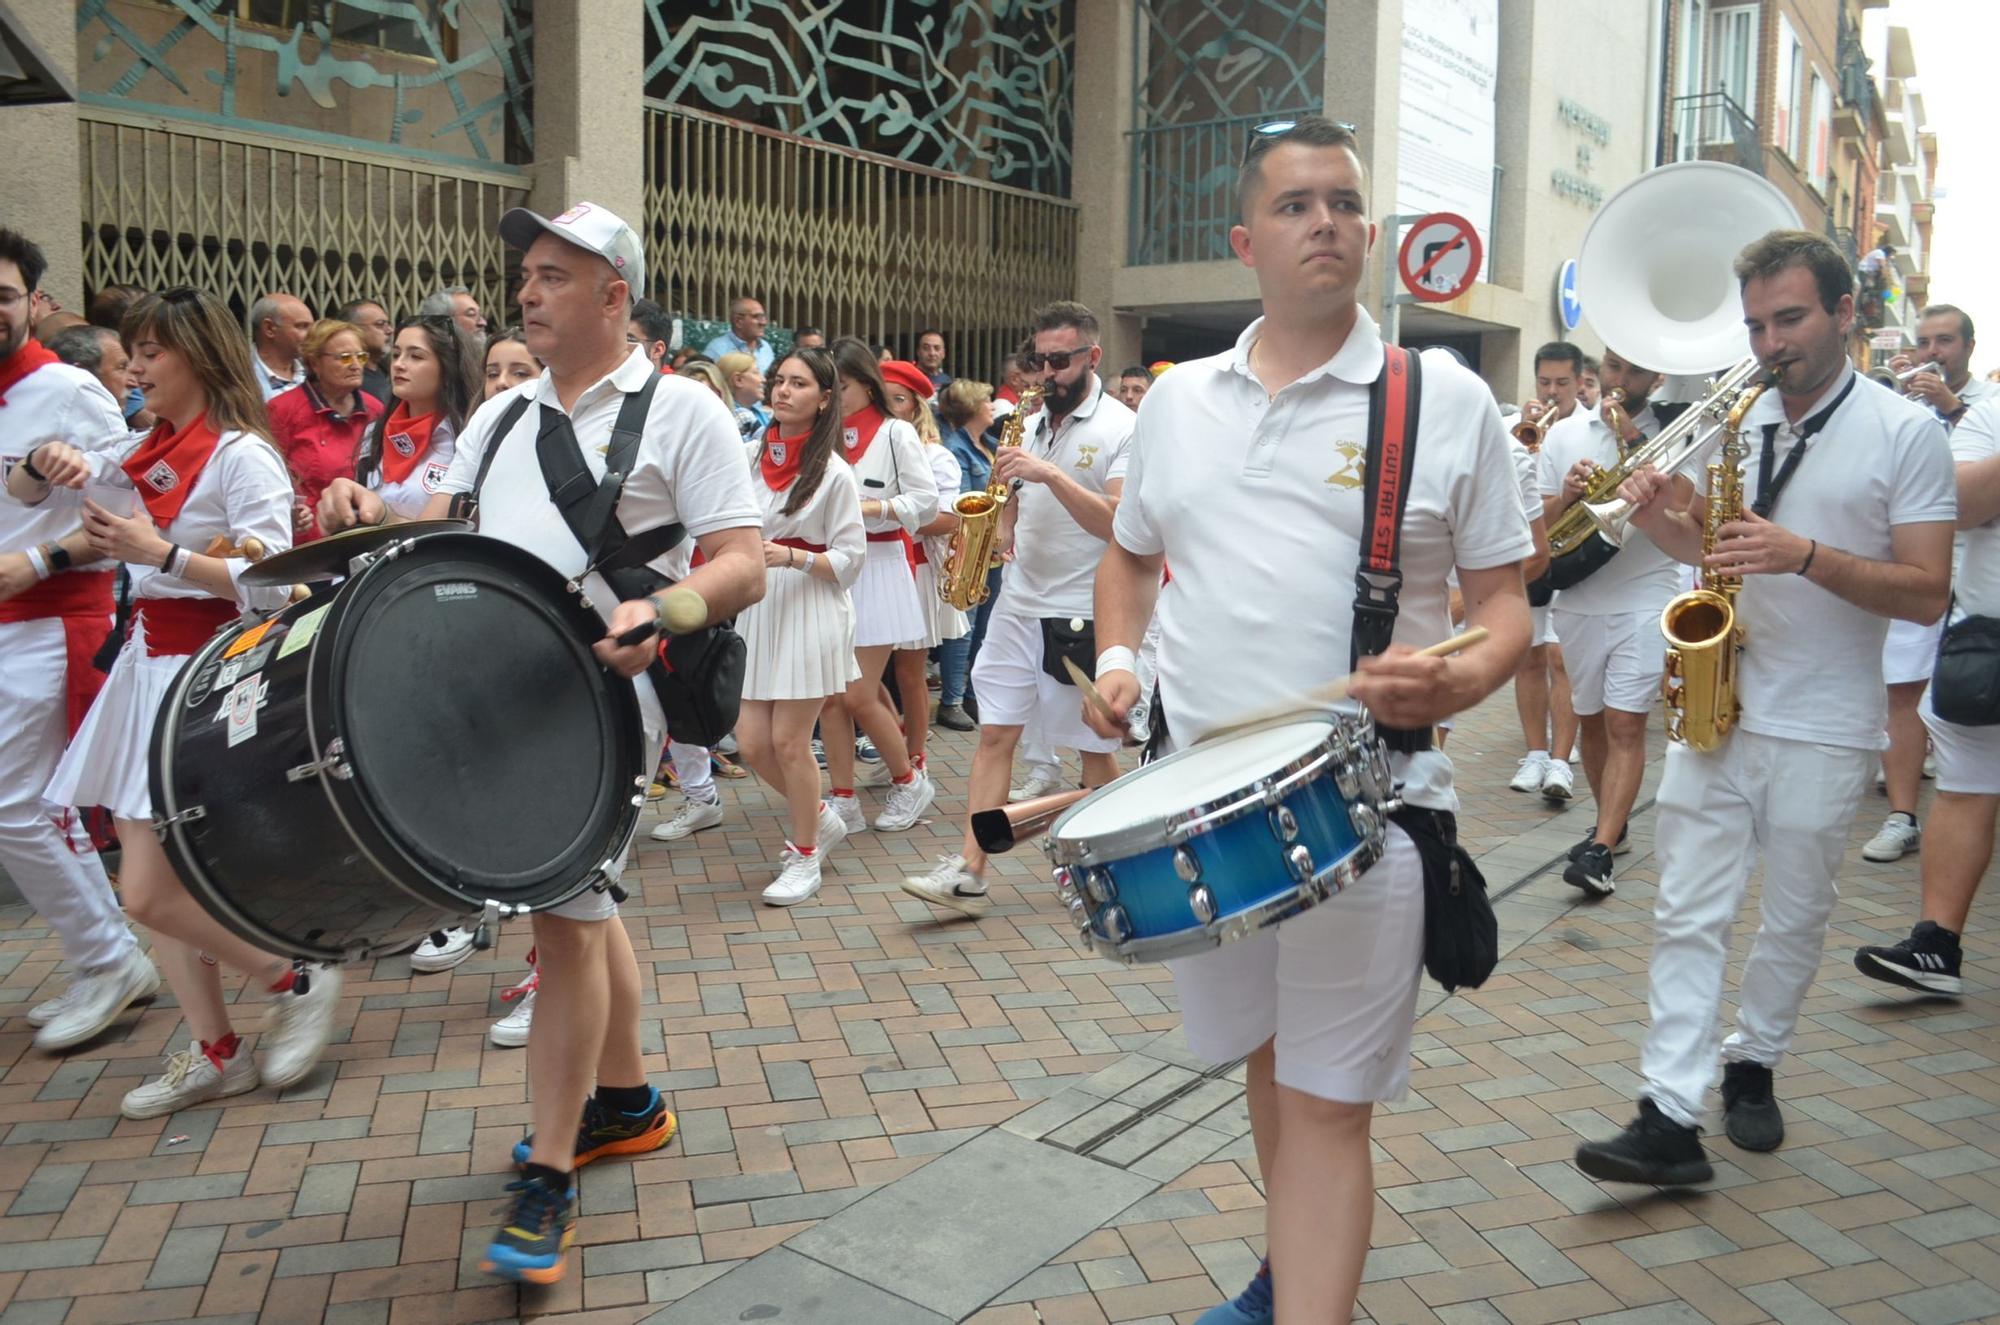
top-left (1020, 349), bottom-right (1089, 372)
top-left (322, 351), bottom-right (369, 366)
top-left (1244, 117), bottom-right (1360, 157)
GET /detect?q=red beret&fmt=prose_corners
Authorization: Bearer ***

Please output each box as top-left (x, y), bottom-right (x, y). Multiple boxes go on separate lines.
top-left (880, 359), bottom-right (934, 401)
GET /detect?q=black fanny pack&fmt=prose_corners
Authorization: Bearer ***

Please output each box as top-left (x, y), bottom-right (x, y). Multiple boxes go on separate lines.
top-left (1391, 806), bottom-right (1498, 992)
top-left (1525, 569), bottom-right (1554, 608)
top-left (1932, 609), bottom-right (2000, 728)
top-left (1040, 616), bottom-right (1096, 686)
top-left (1545, 533), bottom-right (1619, 590)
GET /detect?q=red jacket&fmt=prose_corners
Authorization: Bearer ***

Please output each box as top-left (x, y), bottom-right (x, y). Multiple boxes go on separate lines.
top-left (267, 382), bottom-right (383, 542)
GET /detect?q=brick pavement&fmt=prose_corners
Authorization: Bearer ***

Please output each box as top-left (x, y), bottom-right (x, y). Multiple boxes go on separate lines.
top-left (0, 685), bottom-right (1993, 1324)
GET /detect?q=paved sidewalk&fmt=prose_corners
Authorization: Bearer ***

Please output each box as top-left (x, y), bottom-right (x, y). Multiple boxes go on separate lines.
top-left (0, 688), bottom-right (1993, 1324)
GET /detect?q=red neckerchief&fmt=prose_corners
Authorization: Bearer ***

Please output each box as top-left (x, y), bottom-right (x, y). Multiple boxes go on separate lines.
top-left (761, 427), bottom-right (808, 492)
top-left (121, 412), bottom-right (223, 528)
top-left (0, 339), bottom-right (58, 405)
top-left (841, 404), bottom-right (888, 463)
top-left (377, 401), bottom-right (439, 487)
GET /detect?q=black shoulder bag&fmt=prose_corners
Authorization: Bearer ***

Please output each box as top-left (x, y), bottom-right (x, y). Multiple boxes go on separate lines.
top-left (1357, 345), bottom-right (1498, 993)
top-left (460, 378), bottom-right (747, 747)
top-left (1932, 599), bottom-right (2000, 726)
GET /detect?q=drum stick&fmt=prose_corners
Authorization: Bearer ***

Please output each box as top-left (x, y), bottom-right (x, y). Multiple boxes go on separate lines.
top-left (1062, 657), bottom-right (1125, 732)
top-left (1205, 627), bottom-right (1490, 740)
top-left (971, 787), bottom-right (1093, 855)
top-left (611, 586), bottom-right (709, 647)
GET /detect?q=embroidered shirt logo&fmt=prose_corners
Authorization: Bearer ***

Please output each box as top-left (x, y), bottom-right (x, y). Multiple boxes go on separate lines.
top-left (143, 460), bottom-right (178, 493)
top-left (421, 460), bottom-right (449, 493)
top-left (1075, 443), bottom-right (1098, 470)
top-left (769, 441), bottom-right (787, 465)
top-left (842, 427), bottom-right (859, 453)
top-left (1324, 441), bottom-right (1365, 490)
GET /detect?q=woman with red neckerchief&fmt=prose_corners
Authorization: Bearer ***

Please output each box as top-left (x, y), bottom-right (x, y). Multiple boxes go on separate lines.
top-left (13, 287), bottom-right (343, 1120)
top-left (821, 338), bottom-right (939, 837)
top-left (732, 347), bottom-right (866, 905)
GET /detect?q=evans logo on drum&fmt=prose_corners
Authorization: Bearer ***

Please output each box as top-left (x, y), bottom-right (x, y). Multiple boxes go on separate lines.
top-left (433, 582), bottom-right (479, 601)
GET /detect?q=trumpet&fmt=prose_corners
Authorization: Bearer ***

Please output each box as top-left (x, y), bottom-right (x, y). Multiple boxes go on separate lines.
top-left (1512, 401), bottom-right (1559, 450)
top-left (1870, 361), bottom-right (1940, 397)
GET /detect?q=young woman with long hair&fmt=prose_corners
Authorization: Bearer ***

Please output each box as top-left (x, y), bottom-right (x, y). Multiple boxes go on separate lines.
top-left (8, 287), bottom-right (342, 1117)
top-left (823, 337), bottom-right (939, 835)
top-left (879, 359), bottom-right (967, 771)
top-left (732, 348), bottom-right (866, 904)
top-left (482, 327), bottom-right (542, 400)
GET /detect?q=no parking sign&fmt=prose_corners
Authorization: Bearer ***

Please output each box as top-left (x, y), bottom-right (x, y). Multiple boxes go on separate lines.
top-left (1397, 212), bottom-right (1482, 303)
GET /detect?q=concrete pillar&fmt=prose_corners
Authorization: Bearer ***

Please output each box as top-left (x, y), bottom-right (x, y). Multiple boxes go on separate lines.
top-left (1, 0), bottom-right (86, 305)
top-left (1327, 0), bottom-right (1405, 321)
top-left (1071, 0), bottom-right (1141, 373)
top-left (1490, 0), bottom-right (1535, 291)
top-left (529, 1), bottom-right (646, 230)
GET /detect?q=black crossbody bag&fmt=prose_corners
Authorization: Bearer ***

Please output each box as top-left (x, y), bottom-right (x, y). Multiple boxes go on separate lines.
top-left (464, 377), bottom-right (746, 747)
top-left (1356, 346), bottom-right (1498, 993)
top-left (1932, 599), bottom-right (2000, 727)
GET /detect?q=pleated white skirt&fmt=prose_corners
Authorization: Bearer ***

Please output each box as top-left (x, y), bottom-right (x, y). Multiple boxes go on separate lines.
top-left (46, 624), bottom-right (185, 823)
top-left (898, 561), bottom-right (970, 650)
top-left (739, 566), bottom-right (861, 701)
top-left (851, 540), bottom-right (927, 649)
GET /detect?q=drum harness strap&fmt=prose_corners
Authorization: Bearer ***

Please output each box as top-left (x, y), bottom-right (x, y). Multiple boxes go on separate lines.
top-left (1353, 343), bottom-right (1430, 756)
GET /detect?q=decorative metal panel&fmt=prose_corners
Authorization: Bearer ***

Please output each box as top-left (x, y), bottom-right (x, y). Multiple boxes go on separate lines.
top-left (1126, 0), bottom-right (1325, 266)
top-left (644, 0), bottom-right (1073, 198)
top-left (76, 0), bottom-right (533, 166)
top-left (79, 107), bottom-right (527, 328)
top-left (645, 104), bottom-right (1077, 382)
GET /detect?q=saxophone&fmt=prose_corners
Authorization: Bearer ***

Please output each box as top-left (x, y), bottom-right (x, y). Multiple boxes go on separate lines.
top-left (939, 385), bottom-right (1041, 610)
top-left (1658, 370), bottom-right (1774, 751)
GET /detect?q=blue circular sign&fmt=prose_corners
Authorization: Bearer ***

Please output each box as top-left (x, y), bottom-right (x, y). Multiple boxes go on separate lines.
top-left (1557, 259), bottom-right (1583, 331)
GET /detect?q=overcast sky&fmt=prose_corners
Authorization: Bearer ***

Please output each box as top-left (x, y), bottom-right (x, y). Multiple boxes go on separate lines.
top-left (1886, 0), bottom-right (1995, 374)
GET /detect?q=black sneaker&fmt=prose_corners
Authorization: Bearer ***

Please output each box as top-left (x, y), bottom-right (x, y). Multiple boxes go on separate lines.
top-left (1854, 920), bottom-right (1964, 996)
top-left (1563, 842), bottom-right (1615, 898)
top-left (510, 1088), bottom-right (677, 1170)
top-left (479, 1173), bottom-right (576, 1284)
top-left (1566, 825), bottom-right (1631, 861)
top-left (1720, 1061), bottom-right (1784, 1152)
top-left (1575, 1098), bottom-right (1713, 1186)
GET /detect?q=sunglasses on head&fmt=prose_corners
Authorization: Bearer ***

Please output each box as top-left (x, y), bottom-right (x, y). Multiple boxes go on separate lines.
top-left (1244, 117), bottom-right (1360, 158)
top-left (1020, 348), bottom-right (1088, 372)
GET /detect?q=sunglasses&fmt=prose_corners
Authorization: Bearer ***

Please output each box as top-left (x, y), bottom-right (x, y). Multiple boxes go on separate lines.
top-left (1020, 349), bottom-right (1089, 372)
top-left (1244, 117), bottom-right (1360, 157)
top-left (322, 351), bottom-right (370, 366)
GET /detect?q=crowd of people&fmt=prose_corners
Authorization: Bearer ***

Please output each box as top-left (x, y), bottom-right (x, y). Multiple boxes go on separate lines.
top-left (1, 113), bottom-right (1995, 1319)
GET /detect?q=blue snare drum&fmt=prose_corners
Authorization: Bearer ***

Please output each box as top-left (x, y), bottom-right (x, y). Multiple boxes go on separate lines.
top-left (1046, 712), bottom-right (1394, 964)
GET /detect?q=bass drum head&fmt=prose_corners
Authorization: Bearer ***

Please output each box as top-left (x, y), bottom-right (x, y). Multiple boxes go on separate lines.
top-left (323, 534), bottom-right (645, 908)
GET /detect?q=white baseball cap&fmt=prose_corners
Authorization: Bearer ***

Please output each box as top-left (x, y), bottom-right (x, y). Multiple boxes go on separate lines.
top-left (499, 201), bottom-right (645, 296)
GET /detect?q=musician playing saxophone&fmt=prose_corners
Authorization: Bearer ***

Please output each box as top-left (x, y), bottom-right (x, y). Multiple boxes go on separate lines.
top-left (1574, 230), bottom-right (1955, 1187)
top-left (1537, 347), bottom-right (1682, 896)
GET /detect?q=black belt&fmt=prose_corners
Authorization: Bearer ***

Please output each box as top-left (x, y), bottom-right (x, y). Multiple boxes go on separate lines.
top-left (1378, 724), bottom-right (1434, 754)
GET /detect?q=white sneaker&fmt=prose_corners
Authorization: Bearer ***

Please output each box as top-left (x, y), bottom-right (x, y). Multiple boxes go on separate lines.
top-left (1539, 759), bottom-right (1575, 802)
top-left (874, 770), bottom-right (937, 832)
top-left (26, 982), bottom-right (80, 1029)
top-left (827, 793), bottom-right (868, 836)
top-left (122, 1041), bottom-right (260, 1120)
top-left (762, 848), bottom-right (824, 906)
top-left (1862, 812), bottom-right (1920, 862)
top-left (260, 966), bottom-right (342, 1090)
top-left (816, 801), bottom-right (850, 853)
top-left (900, 854), bottom-right (990, 918)
top-left (1510, 752), bottom-right (1550, 793)
top-left (651, 796), bottom-right (725, 841)
top-left (410, 926), bottom-right (477, 974)
top-left (1009, 772), bottom-right (1065, 803)
top-left (34, 948), bottom-right (161, 1052)
top-left (489, 970), bottom-right (537, 1048)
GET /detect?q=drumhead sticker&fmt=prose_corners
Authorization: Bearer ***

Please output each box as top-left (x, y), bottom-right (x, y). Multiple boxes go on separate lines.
top-left (222, 673), bottom-right (266, 747)
top-left (277, 604), bottom-right (329, 661)
top-left (223, 619), bottom-right (275, 659)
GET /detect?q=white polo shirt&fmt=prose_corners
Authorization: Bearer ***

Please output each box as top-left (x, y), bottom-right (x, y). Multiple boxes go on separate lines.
top-left (1732, 364), bottom-right (1956, 750)
top-left (440, 347), bottom-right (763, 621)
top-left (0, 361), bottom-right (129, 555)
top-left (1537, 401), bottom-right (1681, 616)
top-left (1947, 398), bottom-right (2000, 616)
top-left (1002, 378), bottom-right (1133, 618)
top-left (1113, 309), bottom-right (1533, 812)
top-left (253, 355), bottom-right (303, 402)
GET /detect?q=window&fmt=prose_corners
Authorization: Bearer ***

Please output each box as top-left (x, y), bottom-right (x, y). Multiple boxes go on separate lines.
top-left (1773, 14), bottom-right (1803, 163)
top-left (1810, 71), bottom-right (1833, 193)
top-left (1709, 5), bottom-right (1759, 113)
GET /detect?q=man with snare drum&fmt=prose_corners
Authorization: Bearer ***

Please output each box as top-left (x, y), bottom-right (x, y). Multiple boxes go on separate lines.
top-left (1087, 117), bottom-right (1532, 1325)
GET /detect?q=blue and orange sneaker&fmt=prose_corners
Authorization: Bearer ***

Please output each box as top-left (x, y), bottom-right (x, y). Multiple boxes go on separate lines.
top-left (1197, 1258), bottom-right (1273, 1325)
top-left (510, 1086), bottom-right (677, 1169)
top-left (479, 1174), bottom-right (576, 1284)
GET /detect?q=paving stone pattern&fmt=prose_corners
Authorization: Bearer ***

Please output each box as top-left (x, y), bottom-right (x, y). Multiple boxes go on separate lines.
top-left (0, 687), bottom-right (1993, 1324)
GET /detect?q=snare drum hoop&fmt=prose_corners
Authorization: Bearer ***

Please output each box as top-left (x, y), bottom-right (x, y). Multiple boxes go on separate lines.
top-left (310, 532), bottom-right (647, 915)
top-left (1048, 712), bottom-right (1367, 869)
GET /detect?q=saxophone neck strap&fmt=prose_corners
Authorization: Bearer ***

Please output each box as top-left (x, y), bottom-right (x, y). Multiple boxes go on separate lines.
top-left (1752, 371), bottom-right (1858, 519)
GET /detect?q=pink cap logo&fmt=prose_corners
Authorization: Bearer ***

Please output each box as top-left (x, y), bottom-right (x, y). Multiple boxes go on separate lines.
top-left (553, 203), bottom-right (594, 227)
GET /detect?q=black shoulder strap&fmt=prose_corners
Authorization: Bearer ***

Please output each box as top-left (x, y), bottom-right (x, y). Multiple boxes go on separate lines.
top-left (1352, 344), bottom-right (1423, 669)
top-left (448, 394), bottom-right (532, 520)
top-left (529, 373), bottom-right (685, 569)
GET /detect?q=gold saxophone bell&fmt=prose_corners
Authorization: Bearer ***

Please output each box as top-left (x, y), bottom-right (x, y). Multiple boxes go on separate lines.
top-left (939, 385), bottom-right (1042, 611)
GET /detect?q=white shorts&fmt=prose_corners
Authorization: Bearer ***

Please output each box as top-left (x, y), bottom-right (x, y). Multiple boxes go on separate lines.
top-left (1882, 617), bottom-right (1942, 687)
top-left (1554, 607), bottom-right (1665, 716)
top-left (968, 609), bottom-right (1122, 754)
top-left (1920, 685), bottom-right (2000, 795)
top-left (545, 691), bottom-right (665, 922)
top-left (1166, 827), bottom-right (1425, 1103)
top-left (1530, 603), bottom-right (1558, 648)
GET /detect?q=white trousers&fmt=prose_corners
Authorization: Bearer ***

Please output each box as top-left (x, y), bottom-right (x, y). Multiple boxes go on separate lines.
top-left (669, 739), bottom-right (715, 803)
top-left (0, 618), bottom-right (136, 973)
top-left (1641, 728), bottom-right (1872, 1127)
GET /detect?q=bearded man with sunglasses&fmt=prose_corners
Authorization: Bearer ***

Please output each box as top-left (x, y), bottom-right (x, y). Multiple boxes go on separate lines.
top-left (902, 301), bottom-right (1135, 916)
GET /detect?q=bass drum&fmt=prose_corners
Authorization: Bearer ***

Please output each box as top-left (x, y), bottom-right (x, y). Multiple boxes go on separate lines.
top-left (150, 532), bottom-right (649, 962)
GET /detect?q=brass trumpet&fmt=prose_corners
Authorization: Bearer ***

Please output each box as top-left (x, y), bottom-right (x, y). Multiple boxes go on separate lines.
top-left (1512, 401), bottom-right (1559, 450)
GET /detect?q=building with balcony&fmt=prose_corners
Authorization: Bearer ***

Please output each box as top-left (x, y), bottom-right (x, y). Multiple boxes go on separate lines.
top-left (1860, 18), bottom-right (1937, 359)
